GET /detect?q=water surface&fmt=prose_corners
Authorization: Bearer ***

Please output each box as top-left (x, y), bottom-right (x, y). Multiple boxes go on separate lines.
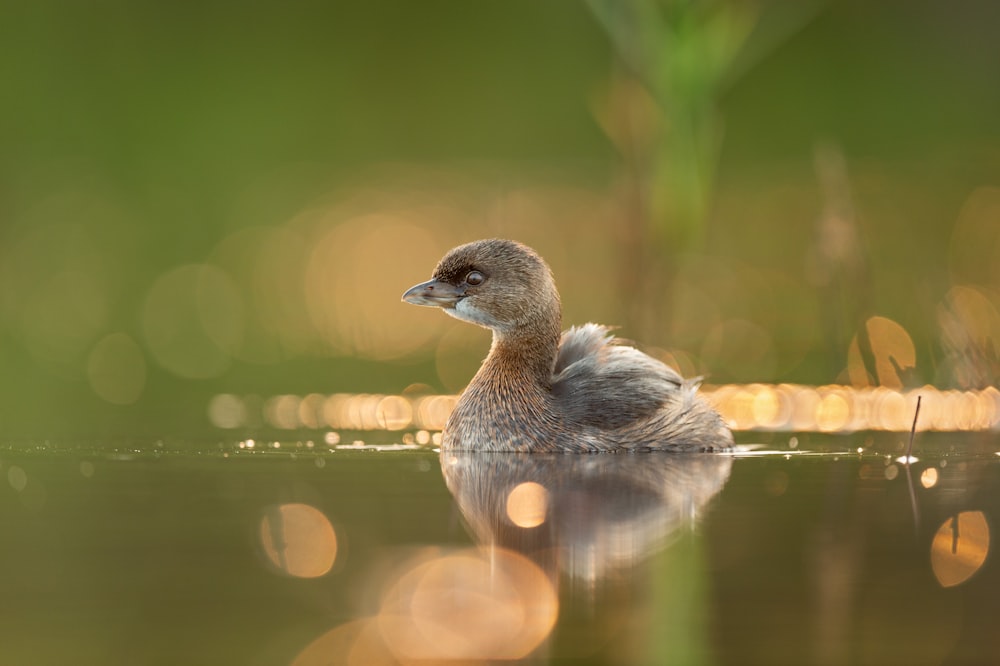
top-left (2, 432), bottom-right (997, 665)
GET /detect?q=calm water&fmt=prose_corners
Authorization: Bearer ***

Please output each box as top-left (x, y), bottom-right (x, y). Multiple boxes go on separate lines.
top-left (2, 432), bottom-right (998, 665)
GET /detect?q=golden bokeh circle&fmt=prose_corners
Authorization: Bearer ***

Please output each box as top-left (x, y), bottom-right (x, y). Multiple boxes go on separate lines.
top-left (931, 511), bottom-right (990, 588)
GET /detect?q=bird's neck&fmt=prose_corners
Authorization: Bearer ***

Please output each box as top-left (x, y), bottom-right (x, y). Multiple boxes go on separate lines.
top-left (472, 314), bottom-right (562, 393)
top-left (446, 312), bottom-right (563, 450)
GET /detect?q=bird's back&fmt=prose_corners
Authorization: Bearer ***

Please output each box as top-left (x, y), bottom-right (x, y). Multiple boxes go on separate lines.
top-left (551, 324), bottom-right (732, 451)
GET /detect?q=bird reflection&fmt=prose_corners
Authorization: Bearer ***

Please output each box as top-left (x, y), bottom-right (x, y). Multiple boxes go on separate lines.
top-left (440, 447), bottom-right (733, 584)
top-left (294, 443), bottom-right (735, 664)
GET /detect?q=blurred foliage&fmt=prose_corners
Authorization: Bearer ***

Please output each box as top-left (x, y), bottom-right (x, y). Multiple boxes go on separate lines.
top-left (1, 0), bottom-right (999, 436)
top-left (588, 0), bottom-right (823, 338)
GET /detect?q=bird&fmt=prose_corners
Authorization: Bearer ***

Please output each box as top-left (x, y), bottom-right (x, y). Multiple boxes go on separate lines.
top-left (402, 239), bottom-right (732, 452)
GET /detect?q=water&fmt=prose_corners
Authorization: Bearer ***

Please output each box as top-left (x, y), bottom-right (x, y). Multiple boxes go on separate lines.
top-left (1, 432), bottom-right (997, 665)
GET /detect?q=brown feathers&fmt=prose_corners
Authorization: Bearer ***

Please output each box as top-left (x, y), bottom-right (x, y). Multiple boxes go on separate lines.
top-left (403, 239), bottom-right (733, 452)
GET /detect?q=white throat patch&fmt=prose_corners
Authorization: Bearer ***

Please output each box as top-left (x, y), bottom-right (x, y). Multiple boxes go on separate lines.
top-left (446, 299), bottom-right (495, 328)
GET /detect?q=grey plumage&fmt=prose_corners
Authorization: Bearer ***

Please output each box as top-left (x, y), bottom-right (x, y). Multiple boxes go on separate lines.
top-left (553, 323), bottom-right (686, 430)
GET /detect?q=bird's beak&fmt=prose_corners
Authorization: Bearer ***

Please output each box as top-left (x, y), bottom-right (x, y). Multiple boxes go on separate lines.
top-left (401, 279), bottom-right (464, 308)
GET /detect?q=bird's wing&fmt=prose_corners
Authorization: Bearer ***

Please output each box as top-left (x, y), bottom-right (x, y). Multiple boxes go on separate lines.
top-left (551, 324), bottom-right (694, 430)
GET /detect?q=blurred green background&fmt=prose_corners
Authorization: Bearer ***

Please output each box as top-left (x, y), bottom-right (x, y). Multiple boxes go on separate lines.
top-left (2, 0), bottom-right (999, 437)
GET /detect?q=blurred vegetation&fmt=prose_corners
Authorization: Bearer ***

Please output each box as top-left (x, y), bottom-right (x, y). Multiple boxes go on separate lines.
top-left (588, 0), bottom-right (822, 339)
top-left (1, 0), bottom-right (999, 437)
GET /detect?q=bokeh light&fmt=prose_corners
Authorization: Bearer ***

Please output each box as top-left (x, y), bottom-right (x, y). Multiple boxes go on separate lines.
top-left (847, 316), bottom-right (916, 389)
top-left (303, 211), bottom-right (451, 360)
top-left (931, 511), bottom-right (990, 588)
top-left (814, 389), bottom-right (851, 432)
top-left (259, 503), bottom-right (338, 578)
top-left (506, 482), bottom-right (549, 529)
top-left (0, 1), bottom-right (995, 447)
top-left (291, 620), bottom-right (396, 666)
top-left (265, 394), bottom-right (301, 429)
top-left (298, 393), bottom-right (327, 429)
top-left (753, 384), bottom-right (793, 429)
top-left (711, 384), bottom-right (1000, 432)
top-left (414, 395), bottom-right (458, 431)
top-left (920, 467), bottom-right (939, 488)
top-left (377, 547), bottom-right (558, 661)
top-left (873, 389), bottom-right (908, 431)
top-left (7, 172), bottom-right (1000, 437)
top-left (208, 394), bottom-right (247, 429)
top-left (209, 383), bottom-right (1000, 434)
top-left (375, 395), bottom-right (412, 430)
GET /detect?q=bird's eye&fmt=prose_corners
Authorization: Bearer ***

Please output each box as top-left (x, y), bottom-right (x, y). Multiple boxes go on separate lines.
top-left (465, 270), bottom-right (485, 286)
